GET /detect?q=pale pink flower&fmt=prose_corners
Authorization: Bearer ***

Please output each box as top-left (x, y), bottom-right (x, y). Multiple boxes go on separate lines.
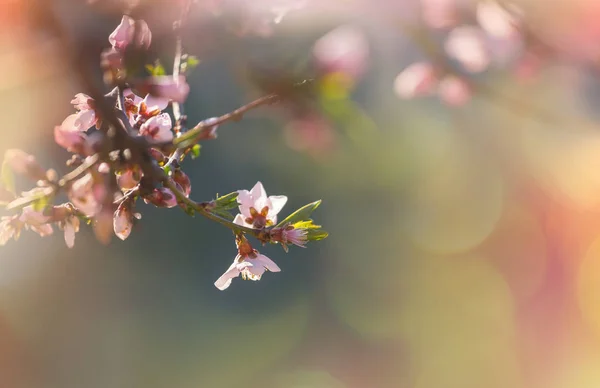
top-left (135, 76), bottom-right (190, 103)
top-left (108, 15), bottom-right (152, 51)
top-left (313, 25), bottom-right (369, 79)
top-left (438, 75), bottom-right (472, 106)
top-left (19, 206), bottom-right (53, 237)
top-left (4, 149), bottom-right (46, 181)
top-left (0, 215), bottom-right (22, 246)
top-left (234, 181), bottom-right (287, 228)
top-left (445, 26), bottom-right (490, 73)
top-left (54, 114), bottom-right (88, 152)
top-left (70, 93), bottom-right (100, 131)
top-left (214, 252), bottom-right (281, 290)
top-left (113, 205), bottom-right (134, 241)
top-left (421, 0), bottom-right (459, 29)
top-left (284, 115), bottom-right (336, 158)
top-left (476, 0), bottom-right (521, 39)
top-left (394, 62), bottom-right (438, 99)
top-left (139, 113), bottom-right (173, 142)
top-left (117, 168), bottom-right (141, 191)
top-left (68, 173), bottom-right (100, 217)
top-left (142, 94), bottom-right (169, 113)
top-left (143, 187), bottom-right (178, 208)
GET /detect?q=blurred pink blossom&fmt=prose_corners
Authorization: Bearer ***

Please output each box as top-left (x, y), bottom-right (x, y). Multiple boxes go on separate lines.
top-left (108, 15), bottom-right (152, 51)
top-left (393, 62), bottom-right (438, 99)
top-left (313, 25), bottom-right (369, 80)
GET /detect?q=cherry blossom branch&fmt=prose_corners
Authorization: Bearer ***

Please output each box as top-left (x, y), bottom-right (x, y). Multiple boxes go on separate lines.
top-left (158, 169), bottom-right (266, 239)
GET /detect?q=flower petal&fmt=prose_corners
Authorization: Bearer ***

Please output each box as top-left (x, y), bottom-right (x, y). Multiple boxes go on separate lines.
top-left (64, 222), bottom-right (76, 248)
top-left (250, 181), bottom-right (267, 200)
top-left (255, 253), bottom-right (281, 272)
top-left (214, 261), bottom-right (241, 290)
top-left (268, 195), bottom-right (288, 216)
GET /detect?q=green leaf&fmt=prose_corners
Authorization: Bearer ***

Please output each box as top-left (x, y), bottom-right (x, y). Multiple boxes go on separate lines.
top-left (162, 165), bottom-right (172, 175)
top-left (306, 228), bottom-right (328, 241)
top-left (145, 60), bottom-right (166, 76)
top-left (181, 55), bottom-right (200, 73)
top-left (212, 208), bottom-right (235, 221)
top-left (191, 144), bottom-right (201, 159)
top-left (32, 195), bottom-right (50, 212)
top-left (276, 200), bottom-right (322, 227)
top-left (1, 160), bottom-right (15, 195)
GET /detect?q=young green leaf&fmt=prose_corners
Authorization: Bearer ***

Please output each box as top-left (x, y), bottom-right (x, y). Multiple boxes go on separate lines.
top-left (276, 200), bottom-right (322, 227)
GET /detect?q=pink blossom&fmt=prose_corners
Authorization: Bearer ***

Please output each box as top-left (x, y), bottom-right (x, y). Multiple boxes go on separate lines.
top-left (438, 75), bottom-right (472, 106)
top-left (117, 167), bottom-right (142, 191)
top-left (421, 0), bottom-right (459, 29)
top-left (234, 182), bottom-right (287, 228)
top-left (214, 252), bottom-right (281, 290)
top-left (54, 114), bottom-right (89, 152)
top-left (19, 206), bottom-right (53, 237)
top-left (445, 26), bottom-right (490, 73)
top-left (70, 93), bottom-right (100, 131)
top-left (135, 76), bottom-right (190, 104)
top-left (139, 113), bottom-right (173, 142)
top-left (4, 149), bottom-right (46, 181)
top-left (113, 205), bottom-right (134, 241)
top-left (313, 25), bottom-right (369, 80)
top-left (108, 15), bottom-right (152, 51)
top-left (0, 215), bottom-right (22, 246)
top-left (394, 62), bottom-right (438, 99)
top-left (476, 0), bottom-right (521, 39)
top-left (143, 187), bottom-right (178, 208)
top-left (283, 115), bottom-right (336, 159)
top-left (142, 94), bottom-right (169, 113)
top-left (68, 173), bottom-right (100, 217)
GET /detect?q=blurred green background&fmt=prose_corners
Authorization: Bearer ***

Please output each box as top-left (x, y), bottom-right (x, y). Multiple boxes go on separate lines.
top-left (3, 1), bottom-right (600, 387)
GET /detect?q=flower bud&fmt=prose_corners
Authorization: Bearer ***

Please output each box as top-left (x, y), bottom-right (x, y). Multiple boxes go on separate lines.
top-left (172, 170), bottom-right (191, 197)
top-left (143, 187), bottom-right (178, 208)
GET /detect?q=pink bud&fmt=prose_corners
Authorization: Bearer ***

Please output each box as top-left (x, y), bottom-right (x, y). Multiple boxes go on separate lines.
top-left (173, 170), bottom-right (191, 197)
top-left (113, 204), bottom-right (134, 241)
top-left (93, 207), bottom-right (114, 245)
top-left (394, 62), bottom-right (438, 99)
top-left (143, 187), bottom-right (178, 208)
top-left (4, 149), bottom-right (46, 181)
top-left (108, 15), bottom-right (152, 51)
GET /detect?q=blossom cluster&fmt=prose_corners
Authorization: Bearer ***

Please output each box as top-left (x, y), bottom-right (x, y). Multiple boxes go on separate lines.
top-left (0, 12), bottom-right (327, 290)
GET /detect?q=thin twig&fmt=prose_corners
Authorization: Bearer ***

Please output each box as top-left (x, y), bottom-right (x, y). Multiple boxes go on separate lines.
top-left (172, 93), bottom-right (281, 148)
